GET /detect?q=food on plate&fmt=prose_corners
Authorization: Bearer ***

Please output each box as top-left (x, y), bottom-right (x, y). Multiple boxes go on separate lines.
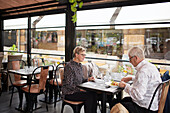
top-left (111, 81), bottom-right (119, 86)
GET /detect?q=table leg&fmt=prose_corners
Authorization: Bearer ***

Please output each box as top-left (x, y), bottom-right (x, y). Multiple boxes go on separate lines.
top-left (101, 92), bottom-right (107, 113)
top-left (49, 84), bottom-right (53, 102)
top-left (15, 87), bottom-right (23, 111)
top-left (117, 91), bottom-right (123, 101)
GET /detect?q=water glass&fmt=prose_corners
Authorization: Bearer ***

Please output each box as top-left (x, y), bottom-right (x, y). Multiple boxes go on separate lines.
top-left (25, 66), bottom-right (29, 72)
top-left (29, 66), bottom-right (34, 72)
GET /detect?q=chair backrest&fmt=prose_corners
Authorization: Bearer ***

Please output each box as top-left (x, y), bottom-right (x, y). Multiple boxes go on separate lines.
top-left (158, 79), bottom-right (170, 113)
top-left (148, 79), bottom-right (170, 113)
top-left (0, 55), bottom-right (3, 89)
top-left (8, 55), bottom-right (22, 70)
top-left (82, 65), bottom-right (88, 79)
top-left (161, 71), bottom-right (170, 113)
top-left (11, 60), bottom-right (26, 81)
top-left (59, 68), bottom-right (64, 85)
top-left (0, 55), bottom-right (3, 69)
top-left (55, 62), bottom-right (66, 86)
top-left (38, 66), bottom-right (49, 92)
top-left (29, 66), bottom-right (49, 92)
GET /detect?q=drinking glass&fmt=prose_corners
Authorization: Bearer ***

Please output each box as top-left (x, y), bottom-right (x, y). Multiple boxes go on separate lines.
top-left (25, 66), bottom-right (29, 72)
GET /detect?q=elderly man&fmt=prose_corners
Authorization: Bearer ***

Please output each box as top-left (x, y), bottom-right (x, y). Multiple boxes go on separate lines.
top-left (111, 46), bottom-right (162, 113)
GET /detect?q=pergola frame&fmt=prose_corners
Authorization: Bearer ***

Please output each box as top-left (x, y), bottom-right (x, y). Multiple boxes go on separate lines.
top-left (0, 0), bottom-right (170, 65)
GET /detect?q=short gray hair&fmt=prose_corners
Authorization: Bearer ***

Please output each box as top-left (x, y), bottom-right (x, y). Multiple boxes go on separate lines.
top-left (128, 46), bottom-right (145, 59)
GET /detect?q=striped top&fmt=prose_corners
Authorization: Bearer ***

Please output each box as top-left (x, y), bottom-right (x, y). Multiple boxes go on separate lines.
top-left (125, 60), bottom-right (162, 111)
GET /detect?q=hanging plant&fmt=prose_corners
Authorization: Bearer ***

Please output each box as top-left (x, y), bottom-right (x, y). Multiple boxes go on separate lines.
top-left (69, 0), bottom-right (83, 23)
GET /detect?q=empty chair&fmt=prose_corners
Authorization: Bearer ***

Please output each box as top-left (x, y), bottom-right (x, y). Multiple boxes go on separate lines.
top-left (0, 55), bottom-right (3, 70)
top-left (22, 65), bottom-right (52, 112)
top-left (48, 62), bottom-right (66, 107)
top-left (7, 59), bottom-right (27, 110)
top-left (8, 55), bottom-right (23, 88)
top-left (0, 55), bottom-right (3, 96)
top-left (31, 57), bottom-right (45, 82)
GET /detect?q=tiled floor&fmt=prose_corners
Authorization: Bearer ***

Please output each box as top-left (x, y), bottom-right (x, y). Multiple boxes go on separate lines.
top-left (0, 90), bottom-right (110, 113)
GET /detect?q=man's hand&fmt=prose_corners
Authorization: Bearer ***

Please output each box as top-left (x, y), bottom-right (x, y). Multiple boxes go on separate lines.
top-left (121, 77), bottom-right (132, 83)
top-left (88, 76), bottom-right (95, 82)
top-left (119, 81), bottom-right (126, 88)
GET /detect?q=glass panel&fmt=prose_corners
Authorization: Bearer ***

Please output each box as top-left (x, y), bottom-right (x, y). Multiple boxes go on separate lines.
top-left (31, 28), bottom-right (65, 55)
top-left (76, 25), bottom-right (170, 73)
top-left (115, 2), bottom-right (170, 24)
top-left (76, 26), bottom-right (123, 58)
top-left (4, 18), bottom-right (28, 29)
top-left (76, 2), bottom-right (170, 74)
top-left (32, 14), bottom-right (65, 28)
top-left (77, 7), bottom-right (117, 25)
top-left (4, 29), bottom-right (27, 52)
top-left (31, 54), bottom-right (65, 66)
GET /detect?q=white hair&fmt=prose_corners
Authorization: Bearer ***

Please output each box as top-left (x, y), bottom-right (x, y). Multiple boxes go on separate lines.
top-left (128, 46), bottom-right (145, 59)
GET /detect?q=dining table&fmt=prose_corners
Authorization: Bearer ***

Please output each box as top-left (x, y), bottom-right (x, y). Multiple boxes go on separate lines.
top-left (78, 79), bottom-right (124, 113)
top-left (8, 66), bottom-right (55, 111)
top-left (8, 67), bottom-right (39, 84)
top-left (8, 67), bottom-right (41, 111)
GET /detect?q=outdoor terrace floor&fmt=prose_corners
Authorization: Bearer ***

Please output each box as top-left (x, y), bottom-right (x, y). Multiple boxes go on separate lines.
top-left (0, 90), bottom-right (109, 113)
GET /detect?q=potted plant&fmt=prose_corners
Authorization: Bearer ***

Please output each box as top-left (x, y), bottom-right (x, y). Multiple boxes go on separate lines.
top-left (8, 44), bottom-right (18, 55)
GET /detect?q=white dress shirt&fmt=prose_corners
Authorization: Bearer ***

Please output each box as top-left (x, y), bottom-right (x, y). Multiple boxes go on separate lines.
top-left (124, 60), bottom-right (162, 111)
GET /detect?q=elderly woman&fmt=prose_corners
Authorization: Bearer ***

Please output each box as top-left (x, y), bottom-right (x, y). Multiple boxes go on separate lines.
top-left (61, 46), bottom-right (97, 113)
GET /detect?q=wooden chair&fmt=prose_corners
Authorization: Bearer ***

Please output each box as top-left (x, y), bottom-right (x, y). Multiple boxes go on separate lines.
top-left (0, 55), bottom-right (3, 69)
top-left (0, 55), bottom-right (3, 96)
top-left (61, 65), bottom-right (88, 113)
top-left (110, 79), bottom-right (170, 113)
top-left (31, 58), bottom-right (45, 81)
top-left (48, 62), bottom-right (66, 107)
top-left (161, 71), bottom-right (170, 113)
top-left (7, 59), bottom-right (27, 109)
top-left (61, 100), bottom-right (84, 113)
top-left (22, 65), bottom-right (51, 112)
top-left (110, 103), bottom-right (129, 113)
top-left (148, 79), bottom-right (170, 113)
top-left (8, 55), bottom-right (23, 87)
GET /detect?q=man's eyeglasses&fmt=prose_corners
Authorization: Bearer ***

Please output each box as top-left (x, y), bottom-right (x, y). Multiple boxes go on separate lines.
top-left (129, 56), bottom-right (135, 61)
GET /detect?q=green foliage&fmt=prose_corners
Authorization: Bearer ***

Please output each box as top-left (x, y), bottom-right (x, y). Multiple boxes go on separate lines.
top-left (69, 0), bottom-right (75, 3)
top-left (72, 13), bottom-right (77, 23)
top-left (71, 2), bottom-right (77, 12)
top-left (8, 44), bottom-right (18, 55)
top-left (69, 0), bottom-right (83, 23)
top-left (79, 1), bottom-right (83, 8)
